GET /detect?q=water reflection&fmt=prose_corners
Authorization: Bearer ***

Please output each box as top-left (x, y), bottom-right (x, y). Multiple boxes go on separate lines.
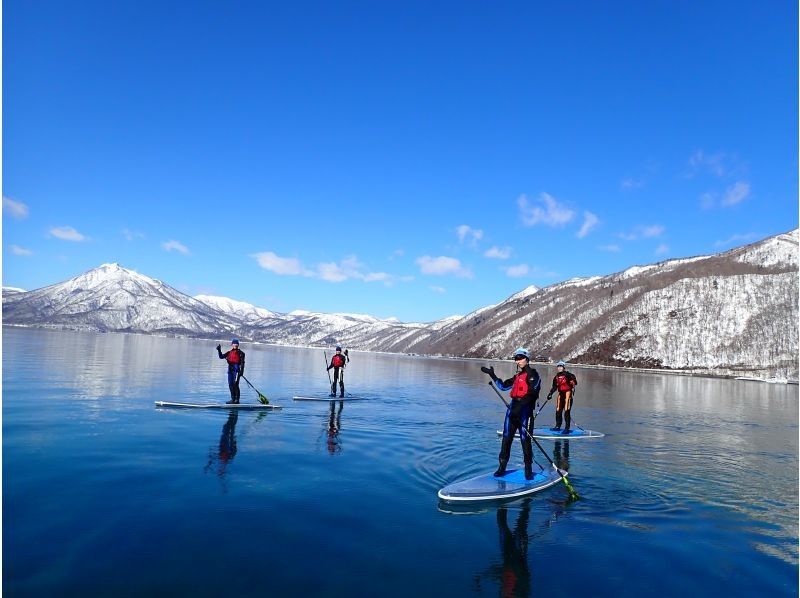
top-left (553, 440), bottom-right (570, 472)
top-left (204, 411), bottom-right (239, 487)
top-left (204, 412), bottom-right (268, 491)
top-left (324, 401), bottom-right (344, 455)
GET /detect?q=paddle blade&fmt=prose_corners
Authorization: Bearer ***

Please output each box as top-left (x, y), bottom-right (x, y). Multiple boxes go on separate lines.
top-left (561, 475), bottom-right (579, 501)
top-left (258, 393), bottom-right (269, 405)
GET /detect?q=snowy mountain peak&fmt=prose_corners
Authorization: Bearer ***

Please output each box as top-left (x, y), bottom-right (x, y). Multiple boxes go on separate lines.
top-left (194, 295), bottom-right (276, 320)
top-left (507, 285), bottom-right (540, 301)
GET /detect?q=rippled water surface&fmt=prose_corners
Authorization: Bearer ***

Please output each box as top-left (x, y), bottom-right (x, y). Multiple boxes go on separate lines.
top-left (4, 328), bottom-right (798, 596)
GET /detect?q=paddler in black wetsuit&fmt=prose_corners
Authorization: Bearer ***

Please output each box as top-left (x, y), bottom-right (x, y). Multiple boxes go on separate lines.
top-left (547, 360), bottom-right (577, 434)
top-left (217, 339), bottom-right (245, 404)
top-left (481, 348), bottom-right (541, 480)
top-left (326, 346), bottom-right (347, 397)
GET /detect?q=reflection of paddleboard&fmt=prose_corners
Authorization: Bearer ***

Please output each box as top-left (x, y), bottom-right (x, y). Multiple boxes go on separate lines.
top-left (155, 401), bottom-right (282, 410)
top-left (496, 428), bottom-right (604, 439)
top-left (438, 466), bottom-right (566, 502)
top-left (292, 396), bottom-right (365, 401)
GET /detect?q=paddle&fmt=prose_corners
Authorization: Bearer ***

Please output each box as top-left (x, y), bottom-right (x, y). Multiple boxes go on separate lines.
top-left (487, 381), bottom-right (580, 500)
top-left (323, 351), bottom-right (333, 386)
top-left (241, 375), bottom-right (269, 405)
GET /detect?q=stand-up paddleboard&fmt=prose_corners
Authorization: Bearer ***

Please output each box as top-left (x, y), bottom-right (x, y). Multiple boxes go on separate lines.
top-left (292, 395), bottom-right (366, 402)
top-left (438, 466), bottom-right (567, 502)
top-left (496, 428), bottom-right (604, 439)
top-left (155, 401), bottom-right (282, 410)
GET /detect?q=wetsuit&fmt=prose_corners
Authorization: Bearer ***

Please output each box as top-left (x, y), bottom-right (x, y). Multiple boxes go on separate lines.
top-left (327, 352), bottom-right (347, 397)
top-left (548, 370), bottom-right (577, 431)
top-left (217, 346), bottom-right (245, 403)
top-left (495, 364), bottom-right (541, 475)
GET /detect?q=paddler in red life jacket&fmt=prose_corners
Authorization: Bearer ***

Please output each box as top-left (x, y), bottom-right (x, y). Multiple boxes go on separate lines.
top-left (547, 360), bottom-right (578, 434)
top-left (216, 339), bottom-right (245, 404)
top-left (326, 346), bottom-right (348, 398)
top-left (481, 348), bottom-right (541, 480)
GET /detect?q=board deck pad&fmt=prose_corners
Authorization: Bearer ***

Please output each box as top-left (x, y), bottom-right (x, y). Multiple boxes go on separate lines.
top-left (155, 401), bottom-right (282, 410)
top-left (496, 428), bottom-right (605, 439)
top-left (292, 395), bottom-right (366, 401)
top-left (438, 466), bottom-right (567, 502)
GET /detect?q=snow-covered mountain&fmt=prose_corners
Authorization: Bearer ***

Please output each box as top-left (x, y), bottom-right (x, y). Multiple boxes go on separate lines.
top-left (3, 230), bottom-right (798, 378)
top-left (387, 229), bottom-right (798, 379)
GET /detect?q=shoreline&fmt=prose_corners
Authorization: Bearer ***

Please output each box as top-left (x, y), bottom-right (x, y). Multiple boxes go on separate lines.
top-left (3, 323), bottom-right (798, 385)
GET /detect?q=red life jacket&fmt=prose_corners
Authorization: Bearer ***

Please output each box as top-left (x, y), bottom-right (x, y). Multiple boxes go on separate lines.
top-left (332, 354), bottom-right (345, 368)
top-left (510, 371), bottom-right (529, 399)
top-left (556, 373), bottom-right (572, 392)
top-left (226, 349), bottom-right (241, 365)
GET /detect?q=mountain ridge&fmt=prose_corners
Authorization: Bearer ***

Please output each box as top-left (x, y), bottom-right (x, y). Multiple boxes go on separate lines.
top-left (4, 230), bottom-right (797, 379)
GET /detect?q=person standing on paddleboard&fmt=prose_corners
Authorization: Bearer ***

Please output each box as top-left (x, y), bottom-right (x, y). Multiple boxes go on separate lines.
top-left (481, 348), bottom-right (541, 480)
top-left (326, 346), bottom-right (347, 397)
top-left (217, 339), bottom-right (245, 404)
top-left (547, 360), bottom-right (577, 434)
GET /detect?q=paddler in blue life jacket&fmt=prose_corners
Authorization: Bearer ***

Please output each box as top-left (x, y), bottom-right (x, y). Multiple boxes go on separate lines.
top-left (326, 346), bottom-right (348, 397)
top-left (547, 360), bottom-right (577, 434)
top-left (481, 348), bottom-right (541, 480)
top-left (217, 339), bottom-right (245, 404)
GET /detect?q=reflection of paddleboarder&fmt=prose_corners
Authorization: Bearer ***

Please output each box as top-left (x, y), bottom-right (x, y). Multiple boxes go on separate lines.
top-left (553, 439), bottom-right (570, 472)
top-left (205, 411), bottom-right (239, 480)
top-left (474, 500), bottom-right (532, 597)
top-left (326, 401), bottom-right (343, 455)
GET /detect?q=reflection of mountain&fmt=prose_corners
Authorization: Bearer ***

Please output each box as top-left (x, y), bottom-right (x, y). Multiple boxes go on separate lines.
top-left (4, 230), bottom-right (798, 378)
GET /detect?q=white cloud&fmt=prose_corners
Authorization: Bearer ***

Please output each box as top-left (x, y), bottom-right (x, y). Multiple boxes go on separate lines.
top-left (10, 244), bottom-right (33, 256)
top-left (122, 228), bottom-right (145, 241)
top-left (700, 192), bottom-right (716, 210)
top-left (504, 264), bottom-right (530, 278)
top-left (416, 255), bottom-right (472, 278)
top-left (389, 249), bottom-right (404, 260)
top-left (518, 193), bottom-right (575, 227)
top-left (3, 197), bottom-right (29, 219)
top-left (655, 244), bottom-right (669, 255)
top-left (456, 224), bottom-right (483, 245)
top-left (162, 240), bottom-right (190, 255)
top-left (598, 244), bottom-right (621, 252)
top-left (721, 181), bottom-right (750, 206)
top-left (252, 252), bottom-right (312, 276)
top-left (621, 177), bottom-right (645, 190)
top-left (619, 224), bottom-right (665, 241)
top-left (713, 232), bottom-right (760, 248)
top-left (49, 226), bottom-right (87, 242)
top-left (430, 285), bottom-right (446, 294)
top-left (484, 246), bottom-right (512, 259)
top-left (576, 211), bottom-right (599, 239)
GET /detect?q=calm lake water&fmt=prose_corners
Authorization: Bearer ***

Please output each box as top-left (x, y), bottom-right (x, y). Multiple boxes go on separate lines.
top-left (3, 328), bottom-right (798, 597)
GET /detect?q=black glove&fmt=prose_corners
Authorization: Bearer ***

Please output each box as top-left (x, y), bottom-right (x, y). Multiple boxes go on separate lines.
top-left (547, 392), bottom-right (553, 400)
top-left (480, 366), bottom-right (498, 380)
top-left (216, 344), bottom-right (221, 352)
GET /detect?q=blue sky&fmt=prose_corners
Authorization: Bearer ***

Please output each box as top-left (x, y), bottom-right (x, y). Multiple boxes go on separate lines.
top-left (3, 1), bottom-right (797, 322)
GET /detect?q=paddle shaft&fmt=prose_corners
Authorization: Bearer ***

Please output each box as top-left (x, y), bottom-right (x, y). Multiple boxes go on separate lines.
top-left (324, 351), bottom-right (333, 385)
top-left (488, 381), bottom-right (579, 500)
top-left (241, 375), bottom-right (269, 404)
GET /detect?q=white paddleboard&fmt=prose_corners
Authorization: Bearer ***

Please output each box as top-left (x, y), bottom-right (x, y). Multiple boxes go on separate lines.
top-left (155, 401), bottom-right (282, 410)
top-left (496, 428), bottom-right (605, 439)
top-left (292, 395), bottom-right (366, 401)
top-left (438, 466), bottom-right (567, 502)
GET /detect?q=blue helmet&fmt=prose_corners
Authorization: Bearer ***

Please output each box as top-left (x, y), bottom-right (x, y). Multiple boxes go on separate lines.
top-left (512, 347), bottom-right (530, 360)
top-left (557, 360), bottom-right (566, 367)
top-left (231, 339), bottom-right (240, 345)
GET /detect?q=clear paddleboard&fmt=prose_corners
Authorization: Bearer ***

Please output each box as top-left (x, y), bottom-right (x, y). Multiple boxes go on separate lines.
top-left (496, 428), bottom-right (605, 439)
top-left (438, 466), bottom-right (567, 502)
top-left (155, 401), bottom-right (282, 410)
